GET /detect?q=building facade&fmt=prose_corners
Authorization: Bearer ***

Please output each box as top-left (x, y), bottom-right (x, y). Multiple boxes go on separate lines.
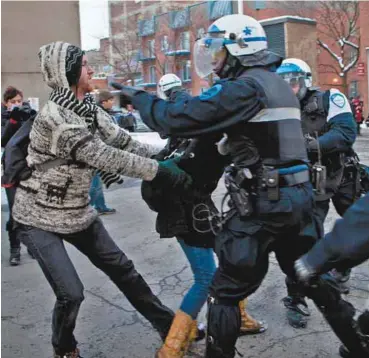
top-left (1, 1), bottom-right (81, 106)
top-left (102, 1), bottom-right (369, 116)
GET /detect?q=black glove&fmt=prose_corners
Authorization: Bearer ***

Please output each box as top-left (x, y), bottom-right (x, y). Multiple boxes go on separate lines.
top-left (151, 157), bottom-right (193, 191)
top-left (9, 105), bottom-right (36, 123)
top-left (110, 82), bottom-right (143, 107)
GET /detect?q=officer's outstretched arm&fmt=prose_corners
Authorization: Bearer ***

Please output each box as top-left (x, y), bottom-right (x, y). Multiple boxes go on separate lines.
top-left (318, 89), bottom-right (356, 154)
top-left (131, 80), bottom-right (261, 138)
top-left (296, 192), bottom-right (369, 278)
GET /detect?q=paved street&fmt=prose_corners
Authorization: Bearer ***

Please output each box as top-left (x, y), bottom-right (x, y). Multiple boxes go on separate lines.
top-left (2, 129), bottom-right (369, 358)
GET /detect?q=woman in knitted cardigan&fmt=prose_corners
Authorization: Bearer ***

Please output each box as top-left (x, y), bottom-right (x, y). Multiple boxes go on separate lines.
top-left (12, 42), bottom-right (191, 358)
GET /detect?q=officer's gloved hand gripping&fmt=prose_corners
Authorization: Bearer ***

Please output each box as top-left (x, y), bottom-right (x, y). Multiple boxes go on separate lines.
top-left (153, 156), bottom-right (193, 191)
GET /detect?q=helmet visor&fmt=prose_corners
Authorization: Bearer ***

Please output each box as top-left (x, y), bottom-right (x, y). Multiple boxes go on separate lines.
top-left (194, 37), bottom-right (225, 78)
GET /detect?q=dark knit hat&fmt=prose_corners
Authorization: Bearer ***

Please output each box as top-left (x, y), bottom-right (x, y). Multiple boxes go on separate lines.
top-left (65, 45), bottom-right (84, 86)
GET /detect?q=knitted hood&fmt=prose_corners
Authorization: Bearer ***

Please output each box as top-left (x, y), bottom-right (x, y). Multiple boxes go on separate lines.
top-left (38, 41), bottom-right (83, 89)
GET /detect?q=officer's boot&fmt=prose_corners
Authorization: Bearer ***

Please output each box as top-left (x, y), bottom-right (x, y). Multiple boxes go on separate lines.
top-left (155, 310), bottom-right (193, 358)
top-left (307, 275), bottom-right (369, 357)
top-left (239, 299), bottom-right (267, 336)
top-left (206, 297), bottom-right (241, 358)
top-left (53, 347), bottom-right (83, 358)
top-left (283, 277), bottom-right (310, 328)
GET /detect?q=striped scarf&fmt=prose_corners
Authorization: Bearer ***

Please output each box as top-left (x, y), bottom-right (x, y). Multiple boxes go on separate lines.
top-left (50, 88), bottom-right (124, 188)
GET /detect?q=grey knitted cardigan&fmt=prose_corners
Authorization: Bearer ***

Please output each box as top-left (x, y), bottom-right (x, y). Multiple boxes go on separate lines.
top-left (12, 42), bottom-right (159, 233)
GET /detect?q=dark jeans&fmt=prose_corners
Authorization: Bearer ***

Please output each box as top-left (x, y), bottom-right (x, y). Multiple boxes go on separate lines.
top-left (5, 186), bottom-right (21, 249)
top-left (18, 219), bottom-right (174, 355)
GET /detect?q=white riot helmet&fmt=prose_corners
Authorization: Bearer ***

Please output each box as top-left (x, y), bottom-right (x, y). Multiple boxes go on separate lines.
top-left (194, 14), bottom-right (276, 79)
top-left (157, 74), bottom-right (182, 99)
top-left (277, 58), bottom-right (313, 100)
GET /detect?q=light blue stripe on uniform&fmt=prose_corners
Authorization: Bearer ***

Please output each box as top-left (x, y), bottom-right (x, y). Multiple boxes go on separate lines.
top-left (279, 164), bottom-right (309, 175)
top-left (244, 37), bottom-right (267, 42)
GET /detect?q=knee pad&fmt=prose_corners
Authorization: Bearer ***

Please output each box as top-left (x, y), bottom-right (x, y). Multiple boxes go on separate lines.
top-left (206, 296), bottom-right (240, 358)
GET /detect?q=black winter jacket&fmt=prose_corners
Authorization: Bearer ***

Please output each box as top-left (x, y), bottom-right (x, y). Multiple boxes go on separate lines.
top-left (141, 135), bottom-right (228, 248)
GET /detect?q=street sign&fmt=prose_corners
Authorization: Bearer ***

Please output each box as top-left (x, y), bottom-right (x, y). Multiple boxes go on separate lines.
top-left (357, 62), bottom-right (365, 76)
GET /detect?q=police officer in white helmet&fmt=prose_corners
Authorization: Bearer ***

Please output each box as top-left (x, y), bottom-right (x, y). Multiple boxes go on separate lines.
top-left (112, 14), bottom-right (368, 358)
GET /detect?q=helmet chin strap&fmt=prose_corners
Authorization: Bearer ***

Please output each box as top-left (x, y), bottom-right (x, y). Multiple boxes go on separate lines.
top-left (297, 85), bottom-right (307, 101)
top-left (215, 51), bottom-right (240, 79)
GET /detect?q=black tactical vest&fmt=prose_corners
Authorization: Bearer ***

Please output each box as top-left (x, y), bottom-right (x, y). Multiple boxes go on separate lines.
top-left (300, 90), bottom-right (328, 137)
top-left (226, 68), bottom-right (308, 169)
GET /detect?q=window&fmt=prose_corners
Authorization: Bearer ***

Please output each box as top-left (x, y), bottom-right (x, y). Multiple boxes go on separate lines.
top-left (161, 35), bottom-right (169, 51)
top-left (163, 62), bottom-right (169, 75)
top-left (180, 31), bottom-right (190, 51)
top-left (349, 81), bottom-right (358, 98)
top-left (149, 66), bottom-right (156, 83)
top-left (148, 40), bottom-right (155, 57)
top-left (181, 60), bottom-right (191, 81)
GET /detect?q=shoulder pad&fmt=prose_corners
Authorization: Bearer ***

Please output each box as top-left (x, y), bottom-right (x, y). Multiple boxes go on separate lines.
top-left (199, 84), bottom-right (223, 101)
top-left (327, 89), bottom-right (352, 121)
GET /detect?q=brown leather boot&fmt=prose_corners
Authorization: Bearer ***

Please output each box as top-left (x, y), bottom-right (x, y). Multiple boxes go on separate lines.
top-left (156, 310), bottom-right (193, 358)
top-left (189, 321), bottom-right (206, 343)
top-left (239, 299), bottom-right (267, 336)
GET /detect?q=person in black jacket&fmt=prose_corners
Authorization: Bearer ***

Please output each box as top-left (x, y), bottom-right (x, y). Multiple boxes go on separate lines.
top-left (143, 74), bottom-right (266, 358)
top-left (1, 86), bottom-right (36, 265)
top-left (1, 86), bottom-right (23, 137)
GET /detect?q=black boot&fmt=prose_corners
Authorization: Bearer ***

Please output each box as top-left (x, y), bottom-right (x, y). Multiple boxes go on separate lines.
top-left (9, 247), bottom-right (21, 266)
top-left (283, 278), bottom-right (310, 328)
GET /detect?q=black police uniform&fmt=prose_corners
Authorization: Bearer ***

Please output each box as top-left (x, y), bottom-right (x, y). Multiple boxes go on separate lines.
top-left (301, 88), bottom-right (359, 235)
top-left (114, 68), bottom-right (368, 357)
top-left (283, 88), bottom-right (360, 324)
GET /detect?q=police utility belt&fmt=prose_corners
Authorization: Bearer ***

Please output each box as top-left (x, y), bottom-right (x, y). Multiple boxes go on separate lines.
top-left (224, 164), bottom-right (310, 218)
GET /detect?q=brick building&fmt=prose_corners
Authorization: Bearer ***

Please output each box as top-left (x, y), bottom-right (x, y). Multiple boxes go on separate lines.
top-left (103, 1), bottom-right (369, 115)
top-left (137, 1), bottom-right (318, 96)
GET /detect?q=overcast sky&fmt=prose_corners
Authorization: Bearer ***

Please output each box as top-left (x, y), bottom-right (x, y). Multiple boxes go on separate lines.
top-left (80, 0), bottom-right (110, 50)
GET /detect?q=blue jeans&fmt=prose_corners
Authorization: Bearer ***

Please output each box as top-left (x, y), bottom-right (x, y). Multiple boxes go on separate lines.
top-left (177, 238), bottom-right (216, 319)
top-left (89, 174), bottom-right (108, 210)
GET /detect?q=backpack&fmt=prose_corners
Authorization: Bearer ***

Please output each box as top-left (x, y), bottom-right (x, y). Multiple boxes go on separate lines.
top-left (1, 116), bottom-right (35, 188)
